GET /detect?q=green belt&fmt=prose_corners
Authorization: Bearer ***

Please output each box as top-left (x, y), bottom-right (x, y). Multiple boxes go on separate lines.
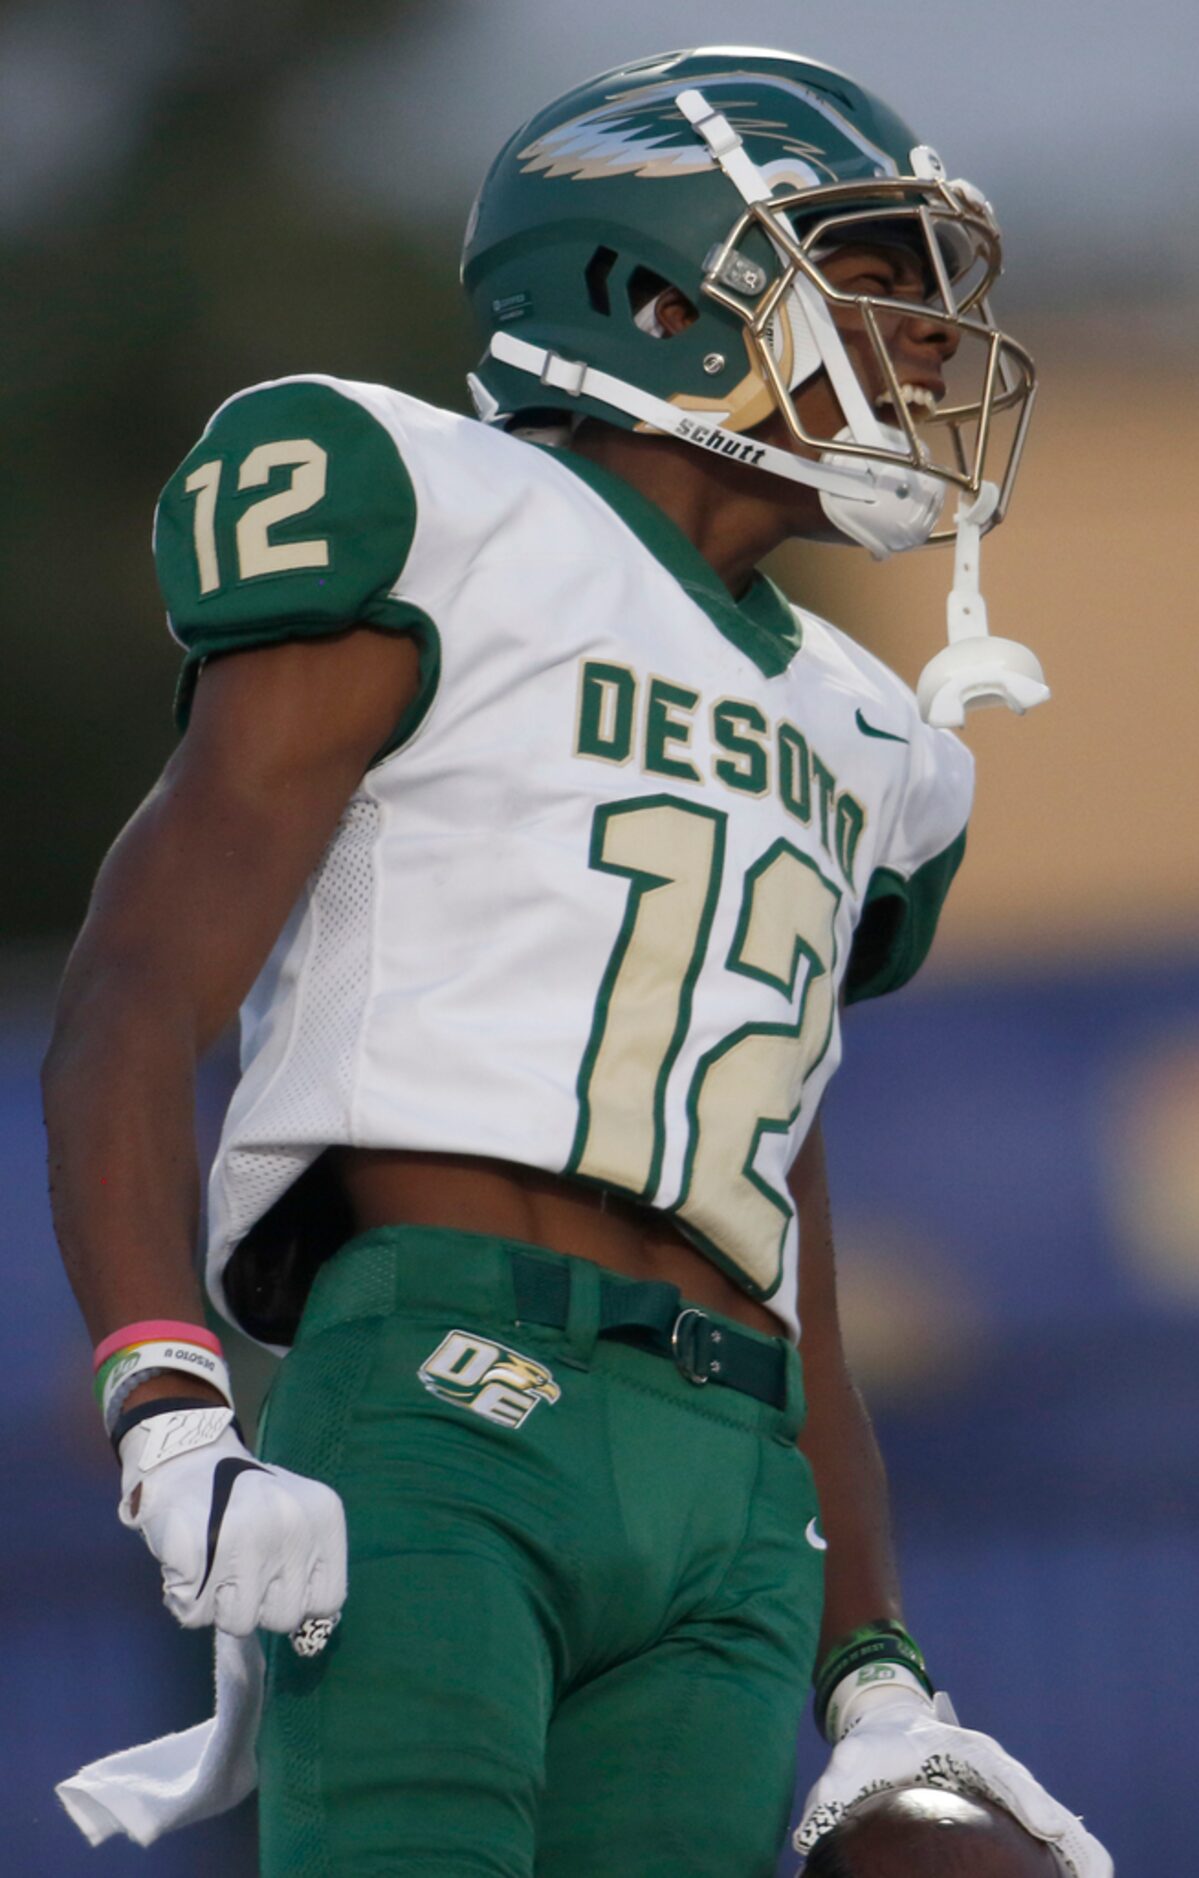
top-left (510, 1249), bottom-right (788, 1408)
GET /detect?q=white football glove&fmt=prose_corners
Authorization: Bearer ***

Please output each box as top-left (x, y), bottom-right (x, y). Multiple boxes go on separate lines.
top-left (794, 1684), bottom-right (1113, 1878)
top-left (118, 1403), bottom-right (347, 1637)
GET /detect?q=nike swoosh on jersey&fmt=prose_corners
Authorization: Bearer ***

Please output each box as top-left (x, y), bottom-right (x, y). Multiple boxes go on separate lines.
top-left (805, 1517), bottom-right (829, 1551)
top-left (854, 708), bottom-right (908, 744)
top-left (197, 1456), bottom-right (269, 1594)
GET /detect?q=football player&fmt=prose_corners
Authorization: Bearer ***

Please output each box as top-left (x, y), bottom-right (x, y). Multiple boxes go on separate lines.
top-left (45, 47), bottom-right (1109, 1877)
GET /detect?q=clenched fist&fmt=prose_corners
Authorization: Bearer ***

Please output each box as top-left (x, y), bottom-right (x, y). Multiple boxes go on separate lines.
top-left (118, 1403), bottom-right (347, 1637)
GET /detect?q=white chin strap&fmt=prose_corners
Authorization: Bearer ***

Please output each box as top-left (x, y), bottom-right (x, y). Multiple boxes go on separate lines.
top-left (487, 328), bottom-right (871, 502)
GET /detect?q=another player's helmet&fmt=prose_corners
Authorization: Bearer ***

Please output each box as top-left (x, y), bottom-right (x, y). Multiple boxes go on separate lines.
top-left (462, 47), bottom-right (1036, 563)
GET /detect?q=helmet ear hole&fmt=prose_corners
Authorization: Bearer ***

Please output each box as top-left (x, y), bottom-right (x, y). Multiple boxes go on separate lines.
top-left (627, 266), bottom-right (698, 337)
top-left (584, 245), bottom-right (618, 315)
top-left (627, 263), bottom-right (670, 319)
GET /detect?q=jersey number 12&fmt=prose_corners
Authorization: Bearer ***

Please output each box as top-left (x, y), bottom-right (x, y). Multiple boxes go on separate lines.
top-left (567, 794), bottom-right (840, 1296)
top-left (183, 440), bottom-right (330, 594)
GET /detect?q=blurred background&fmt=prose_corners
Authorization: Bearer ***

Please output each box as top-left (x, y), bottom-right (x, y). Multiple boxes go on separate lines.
top-left (4, 1), bottom-right (1196, 1871)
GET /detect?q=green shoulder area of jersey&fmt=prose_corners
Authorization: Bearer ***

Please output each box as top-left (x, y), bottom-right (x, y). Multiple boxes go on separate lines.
top-left (155, 379), bottom-right (436, 742)
top-left (844, 828), bottom-right (968, 1004)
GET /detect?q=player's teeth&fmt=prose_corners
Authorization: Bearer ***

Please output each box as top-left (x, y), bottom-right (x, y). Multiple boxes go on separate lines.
top-left (875, 385), bottom-right (939, 413)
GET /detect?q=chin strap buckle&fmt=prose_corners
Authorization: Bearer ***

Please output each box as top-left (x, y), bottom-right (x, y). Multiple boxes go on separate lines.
top-left (538, 351), bottom-right (588, 398)
top-left (917, 484), bottom-right (1051, 727)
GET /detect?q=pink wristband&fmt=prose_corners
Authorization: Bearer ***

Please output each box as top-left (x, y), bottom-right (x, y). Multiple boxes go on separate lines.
top-left (92, 1318), bottom-right (224, 1374)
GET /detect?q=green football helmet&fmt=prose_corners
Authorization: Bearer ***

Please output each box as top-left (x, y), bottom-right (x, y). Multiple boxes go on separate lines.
top-left (463, 48), bottom-right (1047, 725)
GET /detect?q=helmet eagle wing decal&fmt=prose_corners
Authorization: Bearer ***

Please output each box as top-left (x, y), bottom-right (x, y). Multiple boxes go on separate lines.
top-left (516, 73), bottom-right (900, 186)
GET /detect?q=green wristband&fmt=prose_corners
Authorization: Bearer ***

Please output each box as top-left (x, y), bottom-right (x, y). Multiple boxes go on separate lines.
top-left (813, 1621), bottom-right (934, 1740)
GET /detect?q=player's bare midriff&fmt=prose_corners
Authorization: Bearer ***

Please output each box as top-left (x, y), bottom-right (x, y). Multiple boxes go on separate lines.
top-left (335, 1146), bottom-right (783, 1339)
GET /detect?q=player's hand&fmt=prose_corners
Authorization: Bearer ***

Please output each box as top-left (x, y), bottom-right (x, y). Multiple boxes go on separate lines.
top-left (117, 1403), bottom-right (347, 1637)
top-left (794, 1688), bottom-right (1113, 1878)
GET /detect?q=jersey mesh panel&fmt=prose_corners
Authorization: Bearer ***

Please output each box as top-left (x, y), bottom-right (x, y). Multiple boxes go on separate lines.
top-left (222, 796), bottom-right (380, 1247)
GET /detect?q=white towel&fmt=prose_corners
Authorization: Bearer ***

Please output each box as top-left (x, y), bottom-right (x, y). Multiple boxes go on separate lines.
top-left (56, 1630), bottom-right (263, 1847)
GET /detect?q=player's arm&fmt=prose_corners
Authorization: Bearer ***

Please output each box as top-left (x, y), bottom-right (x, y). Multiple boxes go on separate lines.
top-left (42, 629), bottom-right (419, 1637)
top-left (794, 715), bottom-right (972, 1651)
top-left (43, 377), bottom-right (432, 1641)
top-left (789, 1118), bottom-right (902, 1655)
top-left (42, 626), bottom-right (420, 1379)
top-left (789, 1126), bottom-right (1114, 1878)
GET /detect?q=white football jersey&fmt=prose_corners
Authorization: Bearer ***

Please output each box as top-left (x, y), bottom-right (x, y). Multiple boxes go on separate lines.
top-left (154, 374), bottom-right (972, 1346)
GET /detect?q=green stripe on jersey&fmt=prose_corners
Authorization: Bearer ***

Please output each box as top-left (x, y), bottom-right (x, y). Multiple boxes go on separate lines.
top-left (844, 829), bottom-right (968, 1003)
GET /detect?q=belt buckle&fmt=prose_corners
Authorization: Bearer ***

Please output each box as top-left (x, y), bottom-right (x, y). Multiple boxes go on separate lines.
top-left (671, 1307), bottom-right (723, 1386)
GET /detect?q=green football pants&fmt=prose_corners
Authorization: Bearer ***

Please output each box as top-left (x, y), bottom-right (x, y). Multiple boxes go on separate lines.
top-left (256, 1227), bottom-right (824, 1876)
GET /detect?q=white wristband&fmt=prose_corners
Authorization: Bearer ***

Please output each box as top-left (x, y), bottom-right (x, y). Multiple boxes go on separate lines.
top-left (825, 1662), bottom-right (935, 1742)
top-left (100, 1341), bottom-right (234, 1433)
